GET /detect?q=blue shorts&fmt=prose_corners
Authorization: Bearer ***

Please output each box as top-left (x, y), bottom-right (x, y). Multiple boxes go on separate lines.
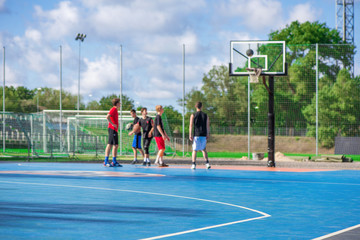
top-left (132, 134), bottom-right (142, 149)
top-left (192, 136), bottom-right (207, 151)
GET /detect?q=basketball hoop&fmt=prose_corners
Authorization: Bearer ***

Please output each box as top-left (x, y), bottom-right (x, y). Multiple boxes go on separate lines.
top-left (246, 67), bottom-right (262, 83)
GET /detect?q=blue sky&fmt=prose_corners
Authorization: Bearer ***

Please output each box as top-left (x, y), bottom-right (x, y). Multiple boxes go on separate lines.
top-left (0, 0), bottom-right (359, 110)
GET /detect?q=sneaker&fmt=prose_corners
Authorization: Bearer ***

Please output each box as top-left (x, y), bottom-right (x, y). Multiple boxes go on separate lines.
top-left (159, 163), bottom-right (168, 167)
top-left (147, 162), bottom-right (151, 167)
top-left (111, 162), bottom-right (122, 167)
top-left (142, 162), bottom-right (147, 166)
top-left (104, 162), bottom-right (111, 167)
top-left (191, 163), bottom-right (196, 170)
top-left (205, 163), bottom-right (211, 169)
top-left (131, 160), bottom-right (138, 164)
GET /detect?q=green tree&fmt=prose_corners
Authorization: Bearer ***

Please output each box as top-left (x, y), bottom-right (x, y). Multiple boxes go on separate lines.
top-left (163, 105), bottom-right (182, 134)
top-left (270, 20), bottom-right (354, 83)
top-left (86, 100), bottom-right (101, 110)
top-left (17, 86), bottom-right (35, 100)
top-left (0, 86), bottom-right (36, 113)
top-left (36, 88), bottom-right (79, 111)
top-left (269, 21), bottom-right (342, 44)
top-left (249, 20), bottom-right (355, 131)
top-left (303, 69), bottom-right (360, 148)
top-left (99, 94), bottom-right (134, 110)
top-left (183, 65), bottom-right (248, 131)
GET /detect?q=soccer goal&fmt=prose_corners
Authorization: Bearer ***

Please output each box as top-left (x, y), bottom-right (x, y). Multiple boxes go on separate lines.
top-left (43, 110), bottom-right (173, 156)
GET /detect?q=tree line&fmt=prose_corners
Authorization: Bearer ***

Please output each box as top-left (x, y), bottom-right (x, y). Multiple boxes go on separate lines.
top-left (0, 87), bottom-right (134, 113)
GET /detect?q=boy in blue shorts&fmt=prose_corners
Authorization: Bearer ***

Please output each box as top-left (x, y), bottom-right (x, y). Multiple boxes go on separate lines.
top-left (189, 102), bottom-right (211, 170)
top-left (129, 109), bottom-right (144, 164)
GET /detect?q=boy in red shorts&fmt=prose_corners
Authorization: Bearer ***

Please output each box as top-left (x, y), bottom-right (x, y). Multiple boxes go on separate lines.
top-left (154, 105), bottom-right (170, 167)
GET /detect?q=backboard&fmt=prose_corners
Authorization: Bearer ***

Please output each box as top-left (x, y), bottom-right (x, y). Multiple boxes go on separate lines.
top-left (229, 40), bottom-right (286, 76)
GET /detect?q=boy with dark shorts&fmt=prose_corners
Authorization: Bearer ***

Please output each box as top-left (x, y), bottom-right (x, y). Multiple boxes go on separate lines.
top-left (104, 98), bottom-right (122, 167)
top-left (189, 101), bottom-right (211, 170)
top-left (138, 107), bottom-right (154, 166)
top-left (129, 109), bottom-right (144, 164)
top-left (154, 105), bottom-right (170, 167)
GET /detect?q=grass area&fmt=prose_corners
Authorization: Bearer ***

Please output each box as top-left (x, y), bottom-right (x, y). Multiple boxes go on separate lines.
top-left (174, 151), bottom-right (360, 161)
top-left (1, 149), bottom-right (359, 162)
top-left (175, 151), bottom-right (249, 158)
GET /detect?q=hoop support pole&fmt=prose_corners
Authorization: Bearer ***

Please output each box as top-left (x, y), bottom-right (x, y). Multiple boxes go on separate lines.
top-left (268, 75), bottom-right (275, 167)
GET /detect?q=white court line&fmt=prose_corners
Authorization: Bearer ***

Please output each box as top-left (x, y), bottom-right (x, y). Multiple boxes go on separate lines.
top-left (0, 180), bottom-right (270, 239)
top-left (312, 224), bottom-right (360, 240)
top-left (140, 215), bottom-right (266, 240)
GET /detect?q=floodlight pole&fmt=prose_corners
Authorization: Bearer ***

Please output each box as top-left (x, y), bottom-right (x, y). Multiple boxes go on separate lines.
top-left (267, 76), bottom-right (275, 167)
top-left (2, 46), bottom-right (5, 153)
top-left (59, 45), bottom-right (63, 152)
top-left (75, 33), bottom-right (86, 114)
top-left (182, 44), bottom-right (185, 157)
top-left (75, 33), bottom-right (86, 153)
top-left (119, 45), bottom-right (123, 156)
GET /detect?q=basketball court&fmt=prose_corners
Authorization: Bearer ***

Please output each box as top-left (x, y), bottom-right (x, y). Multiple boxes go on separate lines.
top-left (0, 162), bottom-right (359, 239)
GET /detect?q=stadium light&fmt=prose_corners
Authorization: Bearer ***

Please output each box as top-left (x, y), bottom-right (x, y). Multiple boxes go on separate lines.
top-left (75, 33), bottom-right (86, 113)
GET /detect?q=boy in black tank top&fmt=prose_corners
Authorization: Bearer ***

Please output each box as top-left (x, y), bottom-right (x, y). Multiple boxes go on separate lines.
top-left (138, 107), bottom-right (154, 166)
top-left (189, 102), bottom-right (211, 170)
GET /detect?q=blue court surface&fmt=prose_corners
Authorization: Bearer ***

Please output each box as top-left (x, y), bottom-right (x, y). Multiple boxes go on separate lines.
top-left (0, 162), bottom-right (359, 240)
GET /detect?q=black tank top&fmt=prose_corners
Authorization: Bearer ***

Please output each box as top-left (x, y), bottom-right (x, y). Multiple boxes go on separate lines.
top-left (193, 111), bottom-right (207, 137)
top-left (139, 117), bottom-right (153, 139)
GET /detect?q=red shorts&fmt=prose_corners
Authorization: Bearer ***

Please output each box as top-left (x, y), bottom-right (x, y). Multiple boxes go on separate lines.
top-left (155, 136), bottom-right (165, 150)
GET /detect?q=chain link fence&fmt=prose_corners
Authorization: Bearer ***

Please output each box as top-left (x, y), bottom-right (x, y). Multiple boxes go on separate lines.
top-left (179, 44), bottom-right (358, 158)
top-left (1, 44), bottom-right (358, 159)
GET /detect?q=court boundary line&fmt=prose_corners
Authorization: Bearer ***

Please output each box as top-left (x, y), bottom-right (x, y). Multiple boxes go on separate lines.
top-left (0, 180), bottom-right (270, 239)
top-left (312, 224), bottom-right (360, 240)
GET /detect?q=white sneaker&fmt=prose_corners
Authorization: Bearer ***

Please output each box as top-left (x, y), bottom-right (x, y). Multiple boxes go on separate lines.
top-left (205, 163), bottom-right (211, 169)
top-left (191, 163), bottom-right (196, 170)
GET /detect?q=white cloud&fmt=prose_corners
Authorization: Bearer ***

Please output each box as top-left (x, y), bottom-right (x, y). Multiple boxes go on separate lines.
top-left (84, 0), bottom-right (206, 41)
top-left (288, 3), bottom-right (320, 23)
top-left (79, 55), bottom-right (118, 95)
top-left (137, 30), bottom-right (198, 54)
top-left (136, 87), bottom-right (175, 99)
top-left (91, 5), bottom-right (167, 36)
top-left (4, 65), bottom-right (22, 87)
top-left (24, 29), bottom-right (42, 43)
top-left (221, 0), bottom-right (283, 31)
top-left (0, 0), bottom-right (6, 11)
top-left (12, 33), bottom-right (61, 74)
top-left (34, 1), bottom-right (79, 40)
top-left (219, 31), bottom-right (254, 42)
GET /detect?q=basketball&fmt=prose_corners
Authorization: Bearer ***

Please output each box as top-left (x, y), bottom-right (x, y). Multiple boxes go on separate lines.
top-left (125, 123), bottom-right (133, 131)
top-left (132, 123), bottom-right (140, 133)
top-left (246, 49), bottom-right (254, 57)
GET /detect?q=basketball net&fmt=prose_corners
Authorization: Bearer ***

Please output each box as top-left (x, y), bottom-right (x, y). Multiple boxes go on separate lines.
top-left (246, 68), bottom-right (262, 83)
